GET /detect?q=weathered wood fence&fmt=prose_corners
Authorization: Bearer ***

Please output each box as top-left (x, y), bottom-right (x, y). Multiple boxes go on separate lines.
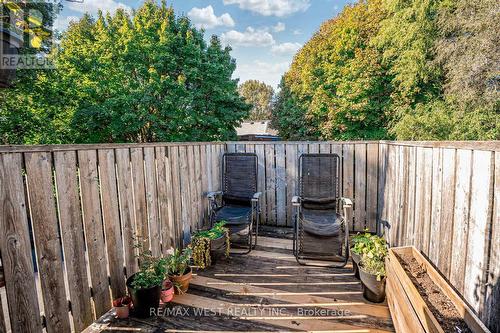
top-left (0, 143), bottom-right (224, 332)
top-left (0, 140), bottom-right (498, 332)
top-left (378, 141), bottom-right (499, 332)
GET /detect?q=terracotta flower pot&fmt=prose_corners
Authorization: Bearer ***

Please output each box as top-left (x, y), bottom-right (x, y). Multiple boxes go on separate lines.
top-left (115, 305), bottom-right (130, 319)
top-left (161, 280), bottom-right (175, 303)
top-left (168, 267), bottom-right (193, 294)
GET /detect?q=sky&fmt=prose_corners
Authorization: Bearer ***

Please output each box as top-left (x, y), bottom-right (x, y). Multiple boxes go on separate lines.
top-left (55, 0), bottom-right (354, 88)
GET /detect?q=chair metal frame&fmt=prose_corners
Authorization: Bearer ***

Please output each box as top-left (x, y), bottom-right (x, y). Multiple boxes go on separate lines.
top-left (292, 153), bottom-right (353, 267)
top-left (207, 153), bottom-right (261, 254)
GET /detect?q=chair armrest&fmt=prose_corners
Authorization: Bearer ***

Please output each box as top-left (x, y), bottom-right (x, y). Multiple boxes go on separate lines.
top-left (340, 197), bottom-right (353, 208)
top-left (292, 196), bottom-right (301, 206)
top-left (251, 192), bottom-right (262, 202)
top-left (207, 191), bottom-right (223, 200)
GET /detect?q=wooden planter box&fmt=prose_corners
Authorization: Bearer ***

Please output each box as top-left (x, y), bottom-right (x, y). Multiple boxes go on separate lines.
top-left (386, 246), bottom-right (490, 333)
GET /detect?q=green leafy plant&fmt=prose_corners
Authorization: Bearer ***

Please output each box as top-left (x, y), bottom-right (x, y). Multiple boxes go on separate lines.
top-left (358, 235), bottom-right (388, 281)
top-left (131, 242), bottom-right (167, 289)
top-left (192, 221), bottom-right (230, 269)
top-left (351, 230), bottom-right (374, 255)
top-left (165, 248), bottom-right (192, 276)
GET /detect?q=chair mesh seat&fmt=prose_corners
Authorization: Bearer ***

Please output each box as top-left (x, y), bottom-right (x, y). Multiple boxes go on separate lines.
top-left (301, 209), bottom-right (342, 237)
top-left (214, 205), bottom-right (251, 225)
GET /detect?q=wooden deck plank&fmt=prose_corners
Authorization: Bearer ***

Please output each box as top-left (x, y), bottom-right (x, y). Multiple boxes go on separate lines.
top-left (85, 235), bottom-right (393, 332)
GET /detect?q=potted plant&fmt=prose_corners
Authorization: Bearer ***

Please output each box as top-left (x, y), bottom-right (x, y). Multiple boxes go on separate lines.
top-left (126, 247), bottom-right (167, 317)
top-left (350, 230), bottom-right (372, 279)
top-left (160, 280), bottom-right (174, 304)
top-left (166, 248), bottom-right (193, 294)
top-left (113, 296), bottom-right (132, 319)
top-left (358, 235), bottom-right (388, 303)
top-left (192, 221), bottom-right (230, 269)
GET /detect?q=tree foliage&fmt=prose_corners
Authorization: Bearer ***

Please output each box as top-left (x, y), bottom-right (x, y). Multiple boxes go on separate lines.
top-left (0, 1), bottom-right (249, 144)
top-left (273, 0), bottom-right (499, 140)
top-left (238, 80), bottom-right (274, 120)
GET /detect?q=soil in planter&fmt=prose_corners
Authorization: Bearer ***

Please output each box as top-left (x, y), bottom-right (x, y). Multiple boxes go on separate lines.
top-left (396, 253), bottom-right (471, 333)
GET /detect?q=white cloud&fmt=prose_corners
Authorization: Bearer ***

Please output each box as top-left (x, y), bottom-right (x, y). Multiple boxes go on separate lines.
top-left (188, 5), bottom-right (235, 29)
top-left (273, 22), bottom-right (286, 32)
top-left (234, 60), bottom-right (291, 88)
top-left (271, 42), bottom-right (302, 55)
top-left (292, 29), bottom-right (302, 35)
top-left (53, 15), bottom-right (79, 31)
top-left (221, 27), bottom-right (275, 47)
top-left (66, 0), bottom-right (130, 15)
top-left (223, 0), bottom-right (310, 17)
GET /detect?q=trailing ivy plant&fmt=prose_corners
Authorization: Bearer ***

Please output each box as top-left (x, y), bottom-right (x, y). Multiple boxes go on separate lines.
top-left (358, 234), bottom-right (388, 281)
top-left (351, 230), bottom-right (372, 254)
top-left (192, 221), bottom-right (230, 269)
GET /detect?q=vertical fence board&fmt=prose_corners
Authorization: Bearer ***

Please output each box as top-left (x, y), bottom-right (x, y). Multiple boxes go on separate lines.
top-left (366, 144), bottom-right (378, 233)
top-left (285, 144), bottom-right (298, 225)
top-left (193, 146), bottom-right (203, 228)
top-left (404, 147), bottom-right (417, 246)
top-left (156, 147), bottom-right (174, 252)
top-left (343, 144), bottom-right (354, 229)
top-left (144, 148), bottom-right (160, 256)
top-left (0, 153), bottom-right (42, 332)
top-left (450, 149), bottom-right (472, 294)
top-left (200, 145), bottom-right (209, 224)
top-left (420, 148), bottom-right (433, 255)
top-left (178, 147), bottom-right (192, 244)
top-left (130, 148), bottom-right (149, 251)
top-left (265, 145), bottom-right (276, 225)
top-left (168, 146), bottom-right (182, 247)
top-left (77, 150), bottom-right (110, 317)
top-left (438, 148), bottom-right (456, 278)
top-left (275, 144), bottom-right (286, 226)
top-left (429, 148), bottom-right (443, 263)
top-left (483, 151), bottom-right (499, 332)
top-left (54, 151), bottom-right (94, 331)
top-left (97, 149), bottom-right (126, 300)
top-left (25, 152), bottom-right (72, 333)
top-left (464, 151), bottom-right (493, 313)
top-left (115, 149), bottom-right (138, 276)
top-left (354, 144), bottom-right (366, 231)
top-left (255, 144), bottom-right (266, 224)
top-left (377, 143), bottom-right (388, 236)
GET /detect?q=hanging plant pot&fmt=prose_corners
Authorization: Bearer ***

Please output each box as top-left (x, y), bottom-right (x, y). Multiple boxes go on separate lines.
top-left (126, 274), bottom-right (161, 318)
top-left (359, 266), bottom-right (386, 303)
top-left (0, 28), bottom-right (23, 88)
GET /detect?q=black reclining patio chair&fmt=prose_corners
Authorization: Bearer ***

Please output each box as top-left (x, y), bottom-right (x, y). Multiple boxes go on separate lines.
top-left (292, 153), bottom-right (353, 267)
top-left (207, 153), bottom-right (261, 254)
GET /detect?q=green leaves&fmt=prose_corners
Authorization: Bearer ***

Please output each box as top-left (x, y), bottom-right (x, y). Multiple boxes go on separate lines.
top-left (238, 80), bottom-right (274, 121)
top-left (0, 0), bottom-right (248, 144)
top-left (273, 0), bottom-right (498, 141)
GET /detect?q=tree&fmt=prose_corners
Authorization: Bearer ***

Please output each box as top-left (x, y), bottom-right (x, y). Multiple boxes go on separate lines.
top-left (274, 0), bottom-right (392, 140)
top-left (0, 1), bottom-right (249, 144)
top-left (238, 80), bottom-right (274, 120)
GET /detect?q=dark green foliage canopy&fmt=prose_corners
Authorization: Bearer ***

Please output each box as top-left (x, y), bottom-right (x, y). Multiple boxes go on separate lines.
top-left (0, 1), bottom-right (249, 144)
top-left (273, 0), bottom-right (499, 140)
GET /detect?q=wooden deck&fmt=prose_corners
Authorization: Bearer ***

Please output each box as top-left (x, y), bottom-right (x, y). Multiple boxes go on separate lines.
top-left (84, 237), bottom-right (394, 333)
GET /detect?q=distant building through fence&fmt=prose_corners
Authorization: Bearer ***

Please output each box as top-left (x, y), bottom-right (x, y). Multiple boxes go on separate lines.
top-left (236, 120), bottom-right (280, 141)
